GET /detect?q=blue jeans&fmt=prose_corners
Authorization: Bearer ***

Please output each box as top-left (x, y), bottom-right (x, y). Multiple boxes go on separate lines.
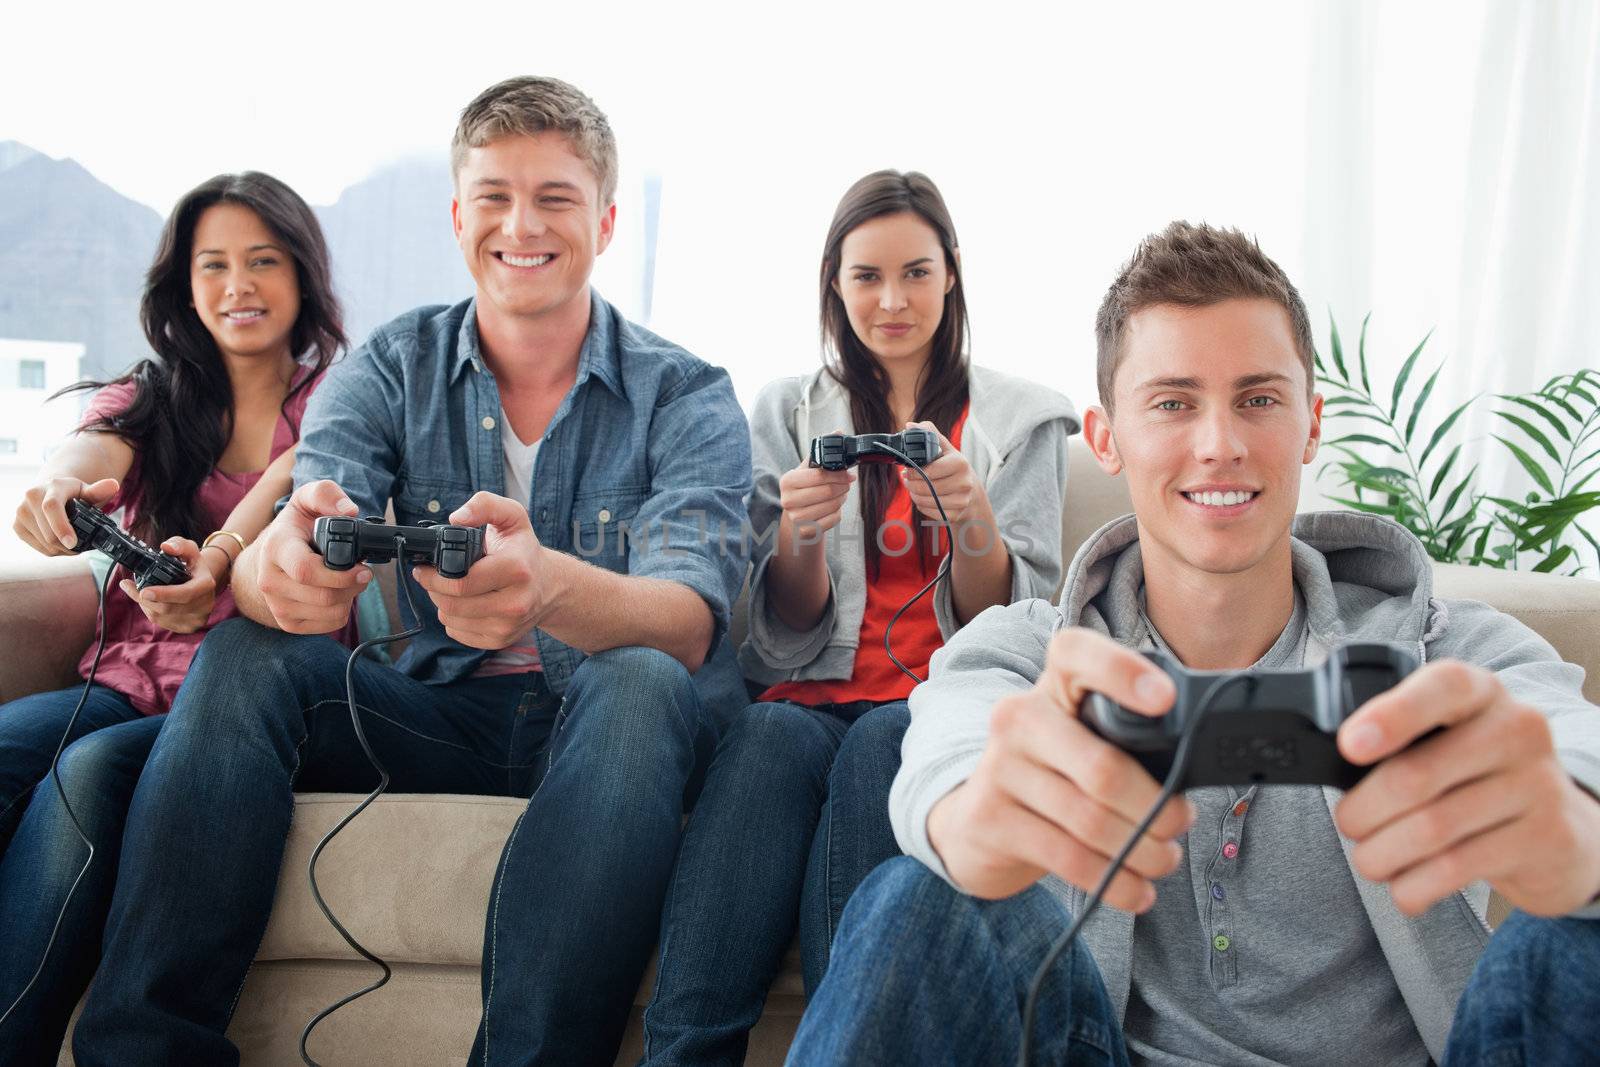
top-left (71, 618), bottom-right (718, 1067)
top-left (640, 700), bottom-right (908, 1066)
top-left (788, 857), bottom-right (1126, 1066)
top-left (0, 686), bottom-right (162, 1064)
top-left (790, 857), bottom-right (1600, 1066)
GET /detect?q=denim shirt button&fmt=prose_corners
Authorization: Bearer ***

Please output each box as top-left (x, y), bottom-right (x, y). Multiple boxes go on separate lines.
top-left (427, 500), bottom-right (441, 514)
top-left (481, 416), bottom-right (496, 431)
top-left (598, 508), bottom-right (612, 523)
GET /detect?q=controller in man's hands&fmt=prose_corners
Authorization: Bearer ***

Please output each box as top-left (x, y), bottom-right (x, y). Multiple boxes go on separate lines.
top-left (312, 515), bottom-right (485, 580)
top-left (1081, 642), bottom-right (1420, 790)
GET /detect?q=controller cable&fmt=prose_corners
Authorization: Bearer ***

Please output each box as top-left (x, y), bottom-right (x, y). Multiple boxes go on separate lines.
top-left (865, 441), bottom-right (953, 684)
top-left (1016, 673), bottom-right (1255, 1067)
top-left (0, 559), bottom-right (117, 1030)
top-left (299, 536), bottom-right (422, 1066)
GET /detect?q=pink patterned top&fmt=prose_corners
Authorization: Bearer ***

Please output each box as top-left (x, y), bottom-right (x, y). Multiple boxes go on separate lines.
top-left (74, 366), bottom-right (346, 714)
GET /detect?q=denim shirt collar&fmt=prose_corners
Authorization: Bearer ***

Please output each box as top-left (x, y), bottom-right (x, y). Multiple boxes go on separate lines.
top-left (450, 289), bottom-right (627, 402)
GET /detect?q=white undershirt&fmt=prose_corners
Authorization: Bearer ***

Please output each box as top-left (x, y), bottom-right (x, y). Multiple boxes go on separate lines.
top-left (474, 412), bottom-right (543, 676)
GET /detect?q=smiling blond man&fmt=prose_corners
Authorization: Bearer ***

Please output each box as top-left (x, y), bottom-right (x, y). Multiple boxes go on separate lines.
top-left (787, 222), bottom-right (1600, 1066)
top-left (73, 78), bottom-right (752, 1065)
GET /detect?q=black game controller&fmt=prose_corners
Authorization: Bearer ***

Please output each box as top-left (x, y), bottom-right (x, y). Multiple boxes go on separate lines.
top-left (312, 516), bottom-right (485, 580)
top-left (65, 499), bottom-right (189, 590)
top-left (809, 428), bottom-right (942, 471)
top-left (1082, 643), bottom-right (1419, 790)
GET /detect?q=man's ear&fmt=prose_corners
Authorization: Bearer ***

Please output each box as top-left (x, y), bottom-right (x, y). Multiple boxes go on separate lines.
top-left (450, 196), bottom-right (463, 241)
top-left (594, 201), bottom-right (618, 256)
top-left (1303, 392), bottom-right (1324, 465)
top-left (1083, 405), bottom-right (1123, 476)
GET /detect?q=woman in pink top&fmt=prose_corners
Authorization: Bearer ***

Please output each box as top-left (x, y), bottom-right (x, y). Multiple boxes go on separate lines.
top-left (0, 171), bottom-right (346, 1057)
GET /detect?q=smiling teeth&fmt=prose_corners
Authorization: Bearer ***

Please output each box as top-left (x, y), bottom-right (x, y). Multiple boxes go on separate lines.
top-left (1185, 490), bottom-right (1256, 507)
top-left (225, 310), bottom-right (264, 320)
top-left (502, 253), bottom-right (552, 268)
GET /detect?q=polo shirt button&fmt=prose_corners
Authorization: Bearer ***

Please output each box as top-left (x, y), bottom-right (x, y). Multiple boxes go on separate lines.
top-left (1222, 841), bottom-right (1239, 860)
top-left (1213, 934), bottom-right (1231, 952)
top-left (597, 508), bottom-right (612, 523)
top-left (1211, 883), bottom-right (1225, 900)
top-left (1233, 801), bottom-right (1249, 817)
top-left (427, 500), bottom-right (441, 514)
top-left (482, 416), bottom-right (496, 430)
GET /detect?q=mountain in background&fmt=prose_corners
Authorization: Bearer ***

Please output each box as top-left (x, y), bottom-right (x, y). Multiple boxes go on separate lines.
top-left (313, 156), bottom-right (474, 348)
top-left (0, 142), bottom-right (473, 381)
top-left (0, 141), bottom-right (162, 382)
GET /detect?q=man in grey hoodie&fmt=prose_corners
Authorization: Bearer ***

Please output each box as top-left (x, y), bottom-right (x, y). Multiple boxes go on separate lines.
top-left (785, 221), bottom-right (1600, 1066)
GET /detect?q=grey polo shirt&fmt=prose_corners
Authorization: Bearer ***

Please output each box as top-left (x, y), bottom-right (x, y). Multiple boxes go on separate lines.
top-left (1121, 591), bottom-right (1430, 1067)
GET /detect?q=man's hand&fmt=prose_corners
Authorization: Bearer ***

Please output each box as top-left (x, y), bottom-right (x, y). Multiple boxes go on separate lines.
top-left (901, 421), bottom-right (987, 526)
top-left (120, 537), bottom-right (220, 634)
top-left (414, 491), bottom-right (546, 650)
top-left (1336, 659), bottom-right (1600, 917)
top-left (14, 476), bottom-right (119, 555)
top-left (250, 480), bottom-right (367, 633)
top-left (926, 628), bottom-right (1194, 909)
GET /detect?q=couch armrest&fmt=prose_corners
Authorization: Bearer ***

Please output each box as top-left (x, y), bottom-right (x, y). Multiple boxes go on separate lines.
top-left (1432, 564), bottom-right (1600, 705)
top-left (0, 555), bottom-right (99, 704)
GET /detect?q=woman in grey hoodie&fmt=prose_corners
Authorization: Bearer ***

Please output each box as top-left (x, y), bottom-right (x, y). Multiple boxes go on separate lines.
top-left (639, 171), bottom-right (1080, 1065)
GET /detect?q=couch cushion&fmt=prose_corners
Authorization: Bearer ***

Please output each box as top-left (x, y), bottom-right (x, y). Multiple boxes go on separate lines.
top-left (262, 793), bottom-right (807, 1001)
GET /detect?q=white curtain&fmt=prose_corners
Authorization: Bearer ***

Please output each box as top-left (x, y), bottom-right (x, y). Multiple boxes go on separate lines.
top-left (1297, 0), bottom-right (1600, 555)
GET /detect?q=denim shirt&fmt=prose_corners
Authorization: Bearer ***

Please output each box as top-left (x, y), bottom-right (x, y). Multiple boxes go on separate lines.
top-left (293, 290), bottom-right (753, 696)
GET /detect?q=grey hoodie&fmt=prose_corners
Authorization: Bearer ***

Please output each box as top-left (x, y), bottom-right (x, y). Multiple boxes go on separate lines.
top-left (892, 510), bottom-right (1600, 1061)
top-left (739, 365), bottom-right (1079, 686)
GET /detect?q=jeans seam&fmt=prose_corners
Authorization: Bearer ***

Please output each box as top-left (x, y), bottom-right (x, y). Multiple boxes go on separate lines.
top-left (223, 727), bottom-right (310, 1025)
top-left (0, 787), bottom-right (33, 833)
top-left (822, 793), bottom-right (838, 952)
top-left (481, 690), bottom-right (564, 1064)
top-left (481, 800), bottom-right (534, 1065)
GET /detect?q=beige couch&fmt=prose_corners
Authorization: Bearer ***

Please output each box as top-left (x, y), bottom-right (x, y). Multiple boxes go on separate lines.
top-left (3, 441), bottom-right (1594, 1065)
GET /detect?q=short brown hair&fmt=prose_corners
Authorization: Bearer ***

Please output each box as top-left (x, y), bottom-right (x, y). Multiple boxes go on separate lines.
top-left (451, 76), bottom-right (618, 206)
top-left (1094, 221), bottom-right (1314, 411)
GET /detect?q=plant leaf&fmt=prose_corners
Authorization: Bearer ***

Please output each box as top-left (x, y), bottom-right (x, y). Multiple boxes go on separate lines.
top-left (1323, 394), bottom-right (1381, 409)
top-left (1328, 433), bottom-right (1400, 453)
top-left (1389, 329), bottom-right (1432, 420)
top-left (1438, 465), bottom-right (1479, 523)
top-left (1570, 468), bottom-right (1599, 495)
top-left (1429, 444), bottom-right (1462, 501)
top-left (1493, 436), bottom-right (1556, 495)
top-left (1546, 391), bottom-right (1586, 423)
top-left (1405, 363), bottom-right (1444, 444)
top-left (1564, 383), bottom-right (1597, 405)
top-left (1533, 544), bottom-right (1575, 573)
top-left (1418, 395), bottom-right (1477, 472)
top-left (1331, 496), bottom-right (1402, 518)
top-left (1493, 411), bottom-right (1563, 464)
top-left (1500, 394), bottom-right (1572, 441)
top-left (1358, 313), bottom-right (1373, 396)
top-left (1577, 523), bottom-right (1600, 573)
top-left (1327, 312), bottom-right (1348, 384)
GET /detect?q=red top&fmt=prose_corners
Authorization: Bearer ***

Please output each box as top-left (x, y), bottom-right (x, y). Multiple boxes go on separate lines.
top-left (74, 366), bottom-right (338, 715)
top-left (762, 407), bottom-right (969, 706)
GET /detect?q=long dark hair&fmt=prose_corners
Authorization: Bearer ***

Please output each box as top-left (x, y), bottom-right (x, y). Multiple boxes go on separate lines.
top-left (58, 172), bottom-right (345, 544)
top-left (819, 170), bottom-right (970, 574)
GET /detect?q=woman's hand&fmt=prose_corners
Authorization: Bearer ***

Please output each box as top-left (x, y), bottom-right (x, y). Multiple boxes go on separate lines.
top-left (14, 476), bottom-right (120, 556)
top-left (901, 421), bottom-right (987, 525)
top-left (778, 455), bottom-right (856, 536)
top-left (120, 537), bottom-right (223, 634)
